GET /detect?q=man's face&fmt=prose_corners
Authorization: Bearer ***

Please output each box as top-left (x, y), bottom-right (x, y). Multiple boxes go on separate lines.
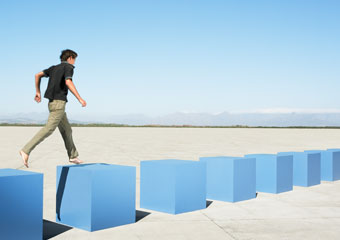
top-left (67, 57), bottom-right (76, 65)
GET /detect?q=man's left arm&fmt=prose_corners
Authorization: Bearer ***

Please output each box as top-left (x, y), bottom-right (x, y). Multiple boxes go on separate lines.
top-left (65, 79), bottom-right (87, 107)
top-left (34, 71), bottom-right (45, 103)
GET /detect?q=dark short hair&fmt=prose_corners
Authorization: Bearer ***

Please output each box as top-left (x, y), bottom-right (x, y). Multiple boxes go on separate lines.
top-left (60, 49), bottom-right (78, 61)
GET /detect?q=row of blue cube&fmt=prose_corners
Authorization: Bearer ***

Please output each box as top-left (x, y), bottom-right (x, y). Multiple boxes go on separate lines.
top-left (1, 148), bottom-right (340, 239)
top-left (199, 148), bottom-right (340, 203)
top-left (142, 148), bottom-right (340, 212)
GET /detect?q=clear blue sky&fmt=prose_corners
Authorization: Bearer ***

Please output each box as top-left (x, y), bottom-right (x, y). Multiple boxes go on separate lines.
top-left (1, 0), bottom-right (339, 117)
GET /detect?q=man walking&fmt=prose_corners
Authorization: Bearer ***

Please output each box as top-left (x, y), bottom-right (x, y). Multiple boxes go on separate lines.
top-left (19, 49), bottom-right (86, 168)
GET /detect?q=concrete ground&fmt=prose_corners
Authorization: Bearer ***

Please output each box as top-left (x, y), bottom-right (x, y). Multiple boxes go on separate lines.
top-left (1, 127), bottom-right (340, 240)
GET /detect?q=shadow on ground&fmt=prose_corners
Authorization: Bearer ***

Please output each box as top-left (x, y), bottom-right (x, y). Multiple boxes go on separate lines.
top-left (43, 219), bottom-right (72, 240)
top-left (43, 210), bottom-right (150, 238)
top-left (206, 200), bottom-right (213, 208)
top-left (136, 210), bottom-right (151, 222)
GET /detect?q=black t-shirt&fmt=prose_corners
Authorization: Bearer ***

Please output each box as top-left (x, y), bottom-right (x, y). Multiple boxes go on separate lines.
top-left (42, 61), bottom-right (75, 102)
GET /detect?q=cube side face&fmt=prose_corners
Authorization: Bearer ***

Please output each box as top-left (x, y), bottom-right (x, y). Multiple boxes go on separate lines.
top-left (307, 153), bottom-right (321, 186)
top-left (175, 162), bottom-right (206, 214)
top-left (276, 156), bottom-right (293, 193)
top-left (321, 151), bottom-right (333, 181)
top-left (140, 161), bottom-right (176, 214)
top-left (332, 151), bottom-right (340, 181)
top-left (233, 158), bottom-right (256, 202)
top-left (56, 166), bottom-right (92, 231)
top-left (0, 171), bottom-right (43, 240)
top-left (292, 153), bottom-right (308, 186)
top-left (255, 156), bottom-right (277, 193)
top-left (200, 157), bottom-right (234, 201)
top-left (91, 166), bottom-right (136, 231)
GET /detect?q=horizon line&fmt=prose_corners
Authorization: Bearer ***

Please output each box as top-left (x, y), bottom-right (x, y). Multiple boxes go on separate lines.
top-left (3, 108), bottom-right (340, 116)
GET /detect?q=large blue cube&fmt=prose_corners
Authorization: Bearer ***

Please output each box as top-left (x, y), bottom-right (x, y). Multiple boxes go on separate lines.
top-left (278, 152), bottom-right (321, 187)
top-left (56, 163), bottom-right (136, 232)
top-left (140, 160), bottom-right (206, 214)
top-left (199, 156), bottom-right (256, 202)
top-left (0, 169), bottom-right (43, 240)
top-left (245, 154), bottom-right (293, 194)
top-left (305, 149), bottom-right (340, 181)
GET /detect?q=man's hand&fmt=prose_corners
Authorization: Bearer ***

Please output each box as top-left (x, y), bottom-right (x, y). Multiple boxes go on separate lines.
top-left (79, 98), bottom-right (87, 107)
top-left (34, 92), bottom-right (41, 103)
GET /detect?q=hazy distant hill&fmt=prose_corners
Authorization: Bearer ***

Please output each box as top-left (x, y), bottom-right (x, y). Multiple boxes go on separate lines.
top-left (148, 112), bottom-right (340, 126)
top-left (2, 111), bottom-right (340, 126)
top-left (0, 112), bottom-right (48, 124)
top-left (0, 112), bottom-right (83, 124)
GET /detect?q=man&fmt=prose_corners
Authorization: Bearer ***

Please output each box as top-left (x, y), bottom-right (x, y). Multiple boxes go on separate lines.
top-left (19, 49), bottom-right (87, 168)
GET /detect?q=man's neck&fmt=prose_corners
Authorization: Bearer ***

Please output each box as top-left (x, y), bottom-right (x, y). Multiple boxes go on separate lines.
top-left (61, 61), bottom-right (74, 66)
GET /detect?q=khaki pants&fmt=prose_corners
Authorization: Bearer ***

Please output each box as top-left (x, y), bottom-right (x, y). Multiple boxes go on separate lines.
top-left (22, 100), bottom-right (79, 159)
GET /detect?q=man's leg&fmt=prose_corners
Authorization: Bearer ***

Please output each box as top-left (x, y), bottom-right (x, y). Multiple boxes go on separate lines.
top-left (20, 100), bottom-right (66, 167)
top-left (58, 112), bottom-right (83, 164)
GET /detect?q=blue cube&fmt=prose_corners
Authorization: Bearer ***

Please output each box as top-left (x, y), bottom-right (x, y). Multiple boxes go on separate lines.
top-left (140, 160), bottom-right (206, 214)
top-left (199, 156), bottom-right (256, 202)
top-left (56, 163), bottom-right (136, 232)
top-left (0, 169), bottom-right (43, 240)
top-left (305, 149), bottom-right (340, 181)
top-left (278, 152), bottom-right (321, 187)
top-left (245, 154), bottom-right (293, 194)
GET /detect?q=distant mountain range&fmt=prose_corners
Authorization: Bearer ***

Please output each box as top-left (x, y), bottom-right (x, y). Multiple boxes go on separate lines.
top-left (2, 112), bottom-right (340, 127)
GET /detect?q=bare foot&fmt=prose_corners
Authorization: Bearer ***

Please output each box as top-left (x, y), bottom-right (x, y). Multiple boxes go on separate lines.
top-left (19, 150), bottom-right (29, 168)
top-left (69, 158), bottom-right (83, 165)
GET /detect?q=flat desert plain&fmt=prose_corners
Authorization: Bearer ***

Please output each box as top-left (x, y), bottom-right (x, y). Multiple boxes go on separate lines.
top-left (1, 127), bottom-right (340, 240)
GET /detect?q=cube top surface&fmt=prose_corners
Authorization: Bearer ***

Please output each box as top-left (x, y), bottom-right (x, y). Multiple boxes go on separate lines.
top-left (245, 154), bottom-right (278, 159)
top-left (57, 163), bottom-right (135, 171)
top-left (245, 154), bottom-right (276, 157)
top-left (142, 159), bottom-right (200, 166)
top-left (200, 156), bottom-right (241, 160)
top-left (247, 154), bottom-right (293, 162)
top-left (200, 156), bottom-right (254, 162)
top-left (326, 149), bottom-right (340, 152)
top-left (278, 151), bottom-right (300, 155)
top-left (304, 150), bottom-right (325, 153)
top-left (0, 168), bottom-right (42, 177)
top-left (278, 152), bottom-right (319, 157)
